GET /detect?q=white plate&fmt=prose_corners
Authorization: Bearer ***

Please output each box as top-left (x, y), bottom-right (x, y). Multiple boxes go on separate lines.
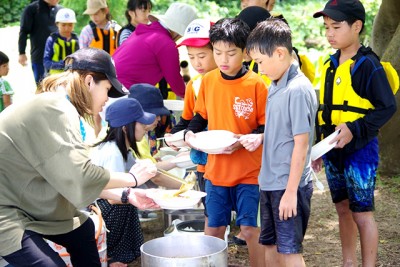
top-left (146, 189), bottom-right (207, 210)
top-left (171, 154), bottom-right (197, 168)
top-left (163, 100), bottom-right (184, 111)
top-left (311, 130), bottom-right (340, 161)
top-left (164, 130), bottom-right (187, 148)
top-left (190, 130), bottom-right (238, 154)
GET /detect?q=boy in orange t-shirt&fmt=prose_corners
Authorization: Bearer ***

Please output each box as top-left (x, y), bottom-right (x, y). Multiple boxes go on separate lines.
top-left (184, 18), bottom-right (267, 267)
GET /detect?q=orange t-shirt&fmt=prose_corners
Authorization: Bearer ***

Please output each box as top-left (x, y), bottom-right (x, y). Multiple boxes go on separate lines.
top-left (194, 69), bottom-right (268, 186)
top-left (183, 75), bottom-right (205, 173)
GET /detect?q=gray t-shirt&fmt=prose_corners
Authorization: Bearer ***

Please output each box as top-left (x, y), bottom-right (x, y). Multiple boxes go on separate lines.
top-left (259, 62), bottom-right (318, 191)
top-left (0, 93), bottom-right (110, 255)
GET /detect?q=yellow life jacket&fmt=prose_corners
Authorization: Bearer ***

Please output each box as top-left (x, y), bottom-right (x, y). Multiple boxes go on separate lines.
top-left (249, 60), bottom-right (271, 87)
top-left (89, 21), bottom-right (119, 56)
top-left (191, 74), bottom-right (202, 99)
top-left (298, 54), bottom-right (315, 84)
top-left (49, 33), bottom-right (79, 75)
top-left (155, 79), bottom-right (176, 100)
top-left (318, 58), bottom-right (373, 131)
top-left (317, 51), bottom-right (399, 139)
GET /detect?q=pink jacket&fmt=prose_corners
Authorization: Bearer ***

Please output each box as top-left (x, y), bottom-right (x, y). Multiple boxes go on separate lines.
top-left (113, 21), bottom-right (185, 97)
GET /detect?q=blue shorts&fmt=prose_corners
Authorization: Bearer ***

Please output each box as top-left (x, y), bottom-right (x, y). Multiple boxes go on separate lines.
top-left (323, 138), bottom-right (378, 212)
top-left (259, 181), bottom-right (313, 254)
top-left (205, 179), bottom-right (259, 227)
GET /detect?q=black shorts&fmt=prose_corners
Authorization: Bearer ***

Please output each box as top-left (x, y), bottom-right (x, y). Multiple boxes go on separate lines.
top-left (259, 181), bottom-right (313, 254)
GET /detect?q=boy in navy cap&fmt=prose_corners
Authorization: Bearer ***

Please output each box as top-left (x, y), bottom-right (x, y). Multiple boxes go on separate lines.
top-left (313, 1), bottom-right (397, 266)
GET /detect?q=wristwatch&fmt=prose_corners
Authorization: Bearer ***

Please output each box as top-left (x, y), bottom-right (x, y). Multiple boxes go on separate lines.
top-left (121, 188), bottom-right (131, 204)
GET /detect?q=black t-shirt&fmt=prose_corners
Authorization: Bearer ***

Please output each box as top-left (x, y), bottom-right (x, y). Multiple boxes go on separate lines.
top-left (18, 0), bottom-right (61, 63)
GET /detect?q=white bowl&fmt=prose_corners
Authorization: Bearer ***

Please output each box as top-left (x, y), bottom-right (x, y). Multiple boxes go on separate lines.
top-left (146, 189), bottom-right (207, 210)
top-left (171, 154), bottom-right (197, 169)
top-left (311, 130), bottom-right (340, 161)
top-left (190, 130), bottom-right (238, 154)
top-left (164, 130), bottom-right (187, 148)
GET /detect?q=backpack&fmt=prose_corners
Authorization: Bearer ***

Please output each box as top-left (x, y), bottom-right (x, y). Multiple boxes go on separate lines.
top-left (354, 47), bottom-right (399, 95)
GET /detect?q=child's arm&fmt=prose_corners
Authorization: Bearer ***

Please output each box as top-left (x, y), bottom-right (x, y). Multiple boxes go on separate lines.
top-left (239, 133), bottom-right (263, 152)
top-left (43, 36), bottom-right (56, 72)
top-left (279, 132), bottom-right (309, 220)
top-left (3, 95), bottom-right (12, 108)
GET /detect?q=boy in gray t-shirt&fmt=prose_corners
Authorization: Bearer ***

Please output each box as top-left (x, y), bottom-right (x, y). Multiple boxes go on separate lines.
top-left (240, 19), bottom-right (317, 266)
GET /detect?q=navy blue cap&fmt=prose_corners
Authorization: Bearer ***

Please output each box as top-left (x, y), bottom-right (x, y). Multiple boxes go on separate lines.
top-left (313, 0), bottom-right (365, 23)
top-left (128, 83), bottom-right (171, 116)
top-left (106, 98), bottom-right (156, 128)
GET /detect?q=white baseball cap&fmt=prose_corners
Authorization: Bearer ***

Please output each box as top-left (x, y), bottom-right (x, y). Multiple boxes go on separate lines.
top-left (176, 19), bottom-right (213, 48)
top-left (148, 3), bottom-right (198, 37)
top-left (55, 8), bottom-right (77, 23)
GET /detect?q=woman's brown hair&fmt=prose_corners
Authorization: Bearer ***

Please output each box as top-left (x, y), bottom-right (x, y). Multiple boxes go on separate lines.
top-left (37, 70), bottom-right (108, 125)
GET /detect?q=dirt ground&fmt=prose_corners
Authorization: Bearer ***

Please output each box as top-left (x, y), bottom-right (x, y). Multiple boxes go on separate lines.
top-left (1, 26), bottom-right (398, 267)
top-left (130, 173), bottom-right (400, 267)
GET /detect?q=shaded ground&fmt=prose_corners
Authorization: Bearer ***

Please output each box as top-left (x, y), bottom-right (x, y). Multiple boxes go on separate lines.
top-left (130, 173), bottom-right (400, 267)
top-left (1, 26), bottom-right (398, 267)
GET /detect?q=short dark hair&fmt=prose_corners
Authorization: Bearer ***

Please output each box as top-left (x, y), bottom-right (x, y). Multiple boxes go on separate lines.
top-left (344, 17), bottom-right (364, 34)
top-left (0, 51), bottom-right (9, 66)
top-left (125, 0), bottom-right (152, 23)
top-left (209, 18), bottom-right (250, 50)
top-left (246, 19), bottom-right (293, 57)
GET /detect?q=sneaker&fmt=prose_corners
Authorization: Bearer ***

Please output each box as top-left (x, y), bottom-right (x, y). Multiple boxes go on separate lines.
top-left (230, 235), bottom-right (247, 246)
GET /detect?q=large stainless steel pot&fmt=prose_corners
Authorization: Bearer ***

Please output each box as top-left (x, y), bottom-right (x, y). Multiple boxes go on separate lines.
top-left (141, 235), bottom-right (227, 267)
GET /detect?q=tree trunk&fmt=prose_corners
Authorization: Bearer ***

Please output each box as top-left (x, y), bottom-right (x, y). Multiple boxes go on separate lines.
top-left (371, 0), bottom-right (400, 175)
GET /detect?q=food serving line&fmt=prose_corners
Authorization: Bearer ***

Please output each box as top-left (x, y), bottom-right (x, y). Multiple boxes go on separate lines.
top-left (140, 129), bottom-right (238, 266)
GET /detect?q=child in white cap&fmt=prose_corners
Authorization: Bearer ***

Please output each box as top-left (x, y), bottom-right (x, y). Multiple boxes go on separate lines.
top-left (43, 8), bottom-right (79, 75)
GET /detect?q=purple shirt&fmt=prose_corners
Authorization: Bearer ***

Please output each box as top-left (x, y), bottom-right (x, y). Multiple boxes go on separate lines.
top-left (113, 21), bottom-right (185, 97)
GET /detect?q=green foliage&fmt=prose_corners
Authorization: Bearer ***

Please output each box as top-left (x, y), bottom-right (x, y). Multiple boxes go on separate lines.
top-left (274, 0), bottom-right (382, 52)
top-left (0, 0), bottom-right (382, 50)
top-left (0, 0), bottom-right (30, 26)
top-left (377, 175), bottom-right (400, 196)
top-left (151, 0), bottom-right (238, 20)
top-left (62, 0), bottom-right (128, 34)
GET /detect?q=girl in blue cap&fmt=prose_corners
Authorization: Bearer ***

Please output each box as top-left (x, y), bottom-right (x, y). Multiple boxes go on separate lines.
top-left (91, 97), bottom-right (158, 267)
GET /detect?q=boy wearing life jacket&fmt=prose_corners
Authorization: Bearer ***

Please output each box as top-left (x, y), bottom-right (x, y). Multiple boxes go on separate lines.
top-left (80, 0), bottom-right (121, 56)
top-left (313, 1), bottom-right (397, 266)
top-left (43, 8), bottom-right (79, 75)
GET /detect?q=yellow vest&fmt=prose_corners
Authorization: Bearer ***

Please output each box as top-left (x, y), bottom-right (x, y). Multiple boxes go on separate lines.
top-left (318, 58), bottom-right (374, 129)
top-left (249, 60), bottom-right (271, 87)
top-left (89, 21), bottom-right (118, 56)
top-left (50, 34), bottom-right (78, 75)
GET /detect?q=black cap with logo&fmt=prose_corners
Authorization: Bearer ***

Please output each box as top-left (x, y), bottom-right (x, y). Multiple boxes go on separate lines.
top-left (64, 48), bottom-right (128, 98)
top-left (313, 0), bottom-right (365, 23)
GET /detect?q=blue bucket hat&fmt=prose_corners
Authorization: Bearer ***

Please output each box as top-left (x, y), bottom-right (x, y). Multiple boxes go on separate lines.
top-left (106, 98), bottom-right (156, 128)
top-left (128, 83), bottom-right (171, 116)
